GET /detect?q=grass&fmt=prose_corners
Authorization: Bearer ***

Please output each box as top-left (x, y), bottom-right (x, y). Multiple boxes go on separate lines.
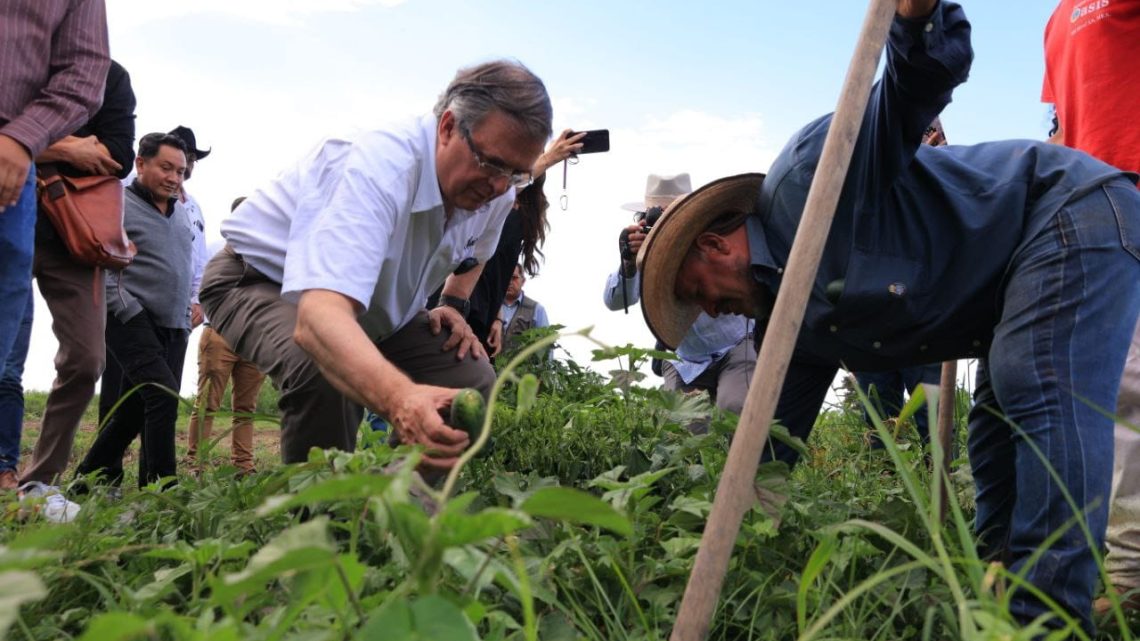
top-left (17, 390), bottom-right (282, 485)
top-left (3, 344), bottom-right (1139, 640)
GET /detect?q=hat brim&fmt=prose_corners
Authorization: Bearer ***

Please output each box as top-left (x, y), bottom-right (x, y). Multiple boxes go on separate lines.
top-left (637, 173), bottom-right (765, 349)
top-left (620, 194), bottom-right (690, 212)
top-left (191, 147), bottom-right (211, 160)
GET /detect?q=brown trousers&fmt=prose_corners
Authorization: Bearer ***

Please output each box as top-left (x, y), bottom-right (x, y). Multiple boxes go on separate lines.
top-left (199, 246), bottom-right (495, 464)
top-left (21, 231), bottom-right (106, 485)
top-left (186, 327), bottom-right (265, 471)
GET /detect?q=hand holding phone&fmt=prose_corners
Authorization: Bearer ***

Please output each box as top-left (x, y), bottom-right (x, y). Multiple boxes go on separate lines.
top-left (569, 129), bottom-right (609, 155)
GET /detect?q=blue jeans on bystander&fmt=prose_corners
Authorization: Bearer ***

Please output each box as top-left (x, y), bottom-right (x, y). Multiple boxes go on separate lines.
top-left (0, 290), bottom-right (34, 473)
top-left (0, 168), bottom-right (36, 368)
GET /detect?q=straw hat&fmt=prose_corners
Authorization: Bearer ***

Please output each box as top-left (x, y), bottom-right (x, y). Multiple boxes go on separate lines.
top-left (621, 173), bottom-right (693, 211)
top-left (637, 173), bottom-right (765, 349)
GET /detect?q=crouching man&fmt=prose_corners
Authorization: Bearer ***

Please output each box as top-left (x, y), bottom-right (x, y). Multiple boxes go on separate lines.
top-left (200, 60), bottom-right (551, 471)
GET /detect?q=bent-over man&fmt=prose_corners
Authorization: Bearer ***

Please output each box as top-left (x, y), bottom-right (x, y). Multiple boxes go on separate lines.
top-left (637, 1), bottom-right (1140, 634)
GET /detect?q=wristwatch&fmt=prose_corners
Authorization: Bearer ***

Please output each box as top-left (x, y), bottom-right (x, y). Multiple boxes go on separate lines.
top-left (436, 294), bottom-right (470, 318)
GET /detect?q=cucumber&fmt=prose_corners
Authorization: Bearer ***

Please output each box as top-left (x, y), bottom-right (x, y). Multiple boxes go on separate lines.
top-left (449, 388), bottom-right (486, 441)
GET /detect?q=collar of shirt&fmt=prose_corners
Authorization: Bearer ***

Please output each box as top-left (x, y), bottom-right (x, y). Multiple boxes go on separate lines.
top-left (128, 178), bottom-right (179, 216)
top-left (746, 215), bottom-right (782, 292)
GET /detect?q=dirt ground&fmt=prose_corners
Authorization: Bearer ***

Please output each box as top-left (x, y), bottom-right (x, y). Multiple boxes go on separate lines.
top-left (17, 417), bottom-right (283, 481)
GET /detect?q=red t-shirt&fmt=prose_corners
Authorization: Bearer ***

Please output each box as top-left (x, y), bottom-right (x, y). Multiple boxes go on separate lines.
top-left (1042, 0), bottom-right (1140, 175)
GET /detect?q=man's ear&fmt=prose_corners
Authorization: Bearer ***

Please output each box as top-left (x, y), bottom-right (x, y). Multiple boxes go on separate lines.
top-left (438, 110), bottom-right (457, 145)
top-left (694, 232), bottom-right (729, 257)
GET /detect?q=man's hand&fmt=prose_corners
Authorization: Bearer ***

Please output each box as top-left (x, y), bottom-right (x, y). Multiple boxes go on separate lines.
top-left (190, 303), bottom-right (204, 328)
top-left (619, 222), bottom-right (648, 277)
top-left (897, 0), bottom-right (937, 20)
top-left (387, 384), bottom-right (470, 470)
top-left (429, 305), bottom-right (486, 360)
top-left (0, 135), bottom-right (32, 213)
top-left (47, 136), bottom-right (122, 176)
top-left (488, 318), bottom-right (503, 357)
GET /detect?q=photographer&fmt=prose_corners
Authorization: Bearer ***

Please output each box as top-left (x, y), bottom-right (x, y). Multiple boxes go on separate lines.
top-left (602, 174), bottom-right (755, 426)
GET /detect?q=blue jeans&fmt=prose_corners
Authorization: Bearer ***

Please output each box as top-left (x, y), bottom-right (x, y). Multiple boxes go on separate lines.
top-left (0, 290), bottom-right (33, 472)
top-left (855, 364), bottom-right (942, 444)
top-left (0, 168), bottom-right (36, 368)
top-left (967, 180), bottom-right (1140, 633)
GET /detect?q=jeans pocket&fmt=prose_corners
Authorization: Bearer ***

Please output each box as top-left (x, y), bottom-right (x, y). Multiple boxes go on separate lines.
top-left (1106, 181), bottom-right (1140, 264)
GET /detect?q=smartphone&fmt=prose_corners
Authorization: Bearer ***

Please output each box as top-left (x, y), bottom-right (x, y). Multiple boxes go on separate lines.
top-left (571, 129), bottom-right (610, 154)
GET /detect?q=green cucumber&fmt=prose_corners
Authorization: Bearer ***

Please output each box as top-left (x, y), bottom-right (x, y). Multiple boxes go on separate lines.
top-left (449, 388), bottom-right (486, 441)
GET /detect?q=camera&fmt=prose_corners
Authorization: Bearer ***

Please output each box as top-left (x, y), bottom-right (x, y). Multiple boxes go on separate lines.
top-left (618, 206), bottom-right (665, 262)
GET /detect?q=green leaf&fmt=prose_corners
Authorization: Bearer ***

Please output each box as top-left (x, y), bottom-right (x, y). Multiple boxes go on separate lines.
top-left (437, 507), bottom-right (533, 547)
top-left (356, 595), bottom-right (478, 641)
top-left (213, 517), bottom-right (336, 602)
top-left (256, 474), bottom-right (393, 516)
top-left (0, 571), bottom-right (46, 637)
top-left (77, 612), bottom-right (153, 641)
top-left (797, 534), bottom-right (837, 633)
top-left (520, 487), bottom-right (632, 537)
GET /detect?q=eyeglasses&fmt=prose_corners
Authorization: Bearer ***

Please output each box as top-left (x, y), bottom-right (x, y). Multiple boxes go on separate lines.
top-left (459, 125), bottom-right (533, 189)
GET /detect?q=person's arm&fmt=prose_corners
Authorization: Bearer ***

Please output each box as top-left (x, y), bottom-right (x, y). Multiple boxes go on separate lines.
top-left (0, 0), bottom-right (110, 161)
top-left (80, 61), bottom-right (137, 179)
top-left (435, 263), bottom-right (488, 360)
top-left (295, 289), bottom-right (469, 469)
top-left (534, 303), bottom-right (550, 329)
top-left (531, 129), bottom-right (585, 178)
top-left (843, 0), bottom-right (971, 202)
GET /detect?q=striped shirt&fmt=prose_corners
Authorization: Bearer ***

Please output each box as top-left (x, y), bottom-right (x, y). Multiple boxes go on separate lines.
top-left (0, 0), bottom-right (109, 157)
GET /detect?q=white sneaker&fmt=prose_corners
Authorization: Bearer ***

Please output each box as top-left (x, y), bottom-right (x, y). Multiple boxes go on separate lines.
top-left (19, 482), bottom-right (81, 523)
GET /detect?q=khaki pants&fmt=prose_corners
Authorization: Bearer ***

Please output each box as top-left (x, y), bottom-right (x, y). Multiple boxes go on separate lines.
top-left (186, 327), bottom-right (265, 472)
top-left (661, 337), bottom-right (757, 415)
top-left (199, 246), bottom-right (495, 464)
top-left (1107, 320), bottom-right (1140, 590)
top-left (21, 231), bottom-right (105, 485)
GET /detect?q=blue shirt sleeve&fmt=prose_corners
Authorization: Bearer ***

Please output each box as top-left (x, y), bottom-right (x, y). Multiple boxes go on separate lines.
top-left (535, 303), bottom-right (550, 328)
top-left (843, 1), bottom-right (973, 207)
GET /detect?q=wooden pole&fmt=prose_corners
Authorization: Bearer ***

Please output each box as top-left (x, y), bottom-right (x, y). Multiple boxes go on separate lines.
top-left (936, 360), bottom-right (957, 522)
top-left (669, 0), bottom-right (899, 638)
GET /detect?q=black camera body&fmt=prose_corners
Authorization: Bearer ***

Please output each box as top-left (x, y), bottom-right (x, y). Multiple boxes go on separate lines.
top-left (618, 206), bottom-right (665, 262)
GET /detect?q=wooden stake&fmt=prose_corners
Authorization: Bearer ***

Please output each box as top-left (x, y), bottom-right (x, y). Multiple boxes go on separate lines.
top-left (669, 0), bottom-right (899, 638)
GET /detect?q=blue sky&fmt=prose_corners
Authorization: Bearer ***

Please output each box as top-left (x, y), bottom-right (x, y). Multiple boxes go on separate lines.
top-left (22, 0), bottom-right (1063, 393)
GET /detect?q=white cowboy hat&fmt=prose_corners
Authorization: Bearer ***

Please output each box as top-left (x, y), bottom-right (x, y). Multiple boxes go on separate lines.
top-left (637, 173), bottom-right (765, 349)
top-left (621, 173), bottom-right (693, 211)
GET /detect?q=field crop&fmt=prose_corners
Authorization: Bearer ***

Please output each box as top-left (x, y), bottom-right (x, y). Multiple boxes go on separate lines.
top-left (2, 328), bottom-right (1137, 640)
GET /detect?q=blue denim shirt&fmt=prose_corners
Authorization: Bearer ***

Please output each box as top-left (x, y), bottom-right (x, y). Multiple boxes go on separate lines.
top-left (755, 2), bottom-right (1137, 441)
top-left (604, 268), bottom-right (750, 383)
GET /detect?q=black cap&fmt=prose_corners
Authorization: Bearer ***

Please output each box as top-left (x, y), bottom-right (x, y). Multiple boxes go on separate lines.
top-left (167, 125), bottom-right (211, 160)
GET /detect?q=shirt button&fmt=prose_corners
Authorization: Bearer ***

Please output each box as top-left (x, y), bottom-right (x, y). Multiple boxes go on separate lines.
top-left (925, 22), bottom-right (934, 32)
top-left (972, 339), bottom-right (981, 347)
top-left (872, 341), bottom-right (882, 349)
top-left (919, 344), bottom-right (928, 352)
top-left (829, 325), bottom-right (838, 333)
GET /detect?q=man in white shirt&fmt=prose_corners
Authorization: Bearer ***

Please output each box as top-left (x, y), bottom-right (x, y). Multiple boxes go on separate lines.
top-left (200, 60), bottom-right (551, 470)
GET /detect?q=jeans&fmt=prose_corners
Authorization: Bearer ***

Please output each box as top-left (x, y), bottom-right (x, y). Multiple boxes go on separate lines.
top-left (77, 311), bottom-right (187, 488)
top-left (967, 180), bottom-right (1140, 633)
top-left (854, 364), bottom-right (942, 445)
top-left (0, 290), bottom-right (33, 473)
top-left (0, 168), bottom-right (36, 368)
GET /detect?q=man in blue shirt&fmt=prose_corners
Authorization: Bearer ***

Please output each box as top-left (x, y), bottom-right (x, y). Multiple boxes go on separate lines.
top-left (637, 0), bottom-right (1140, 633)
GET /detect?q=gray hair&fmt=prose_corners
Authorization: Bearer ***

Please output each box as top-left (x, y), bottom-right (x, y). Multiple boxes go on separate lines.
top-left (433, 60), bottom-right (552, 143)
